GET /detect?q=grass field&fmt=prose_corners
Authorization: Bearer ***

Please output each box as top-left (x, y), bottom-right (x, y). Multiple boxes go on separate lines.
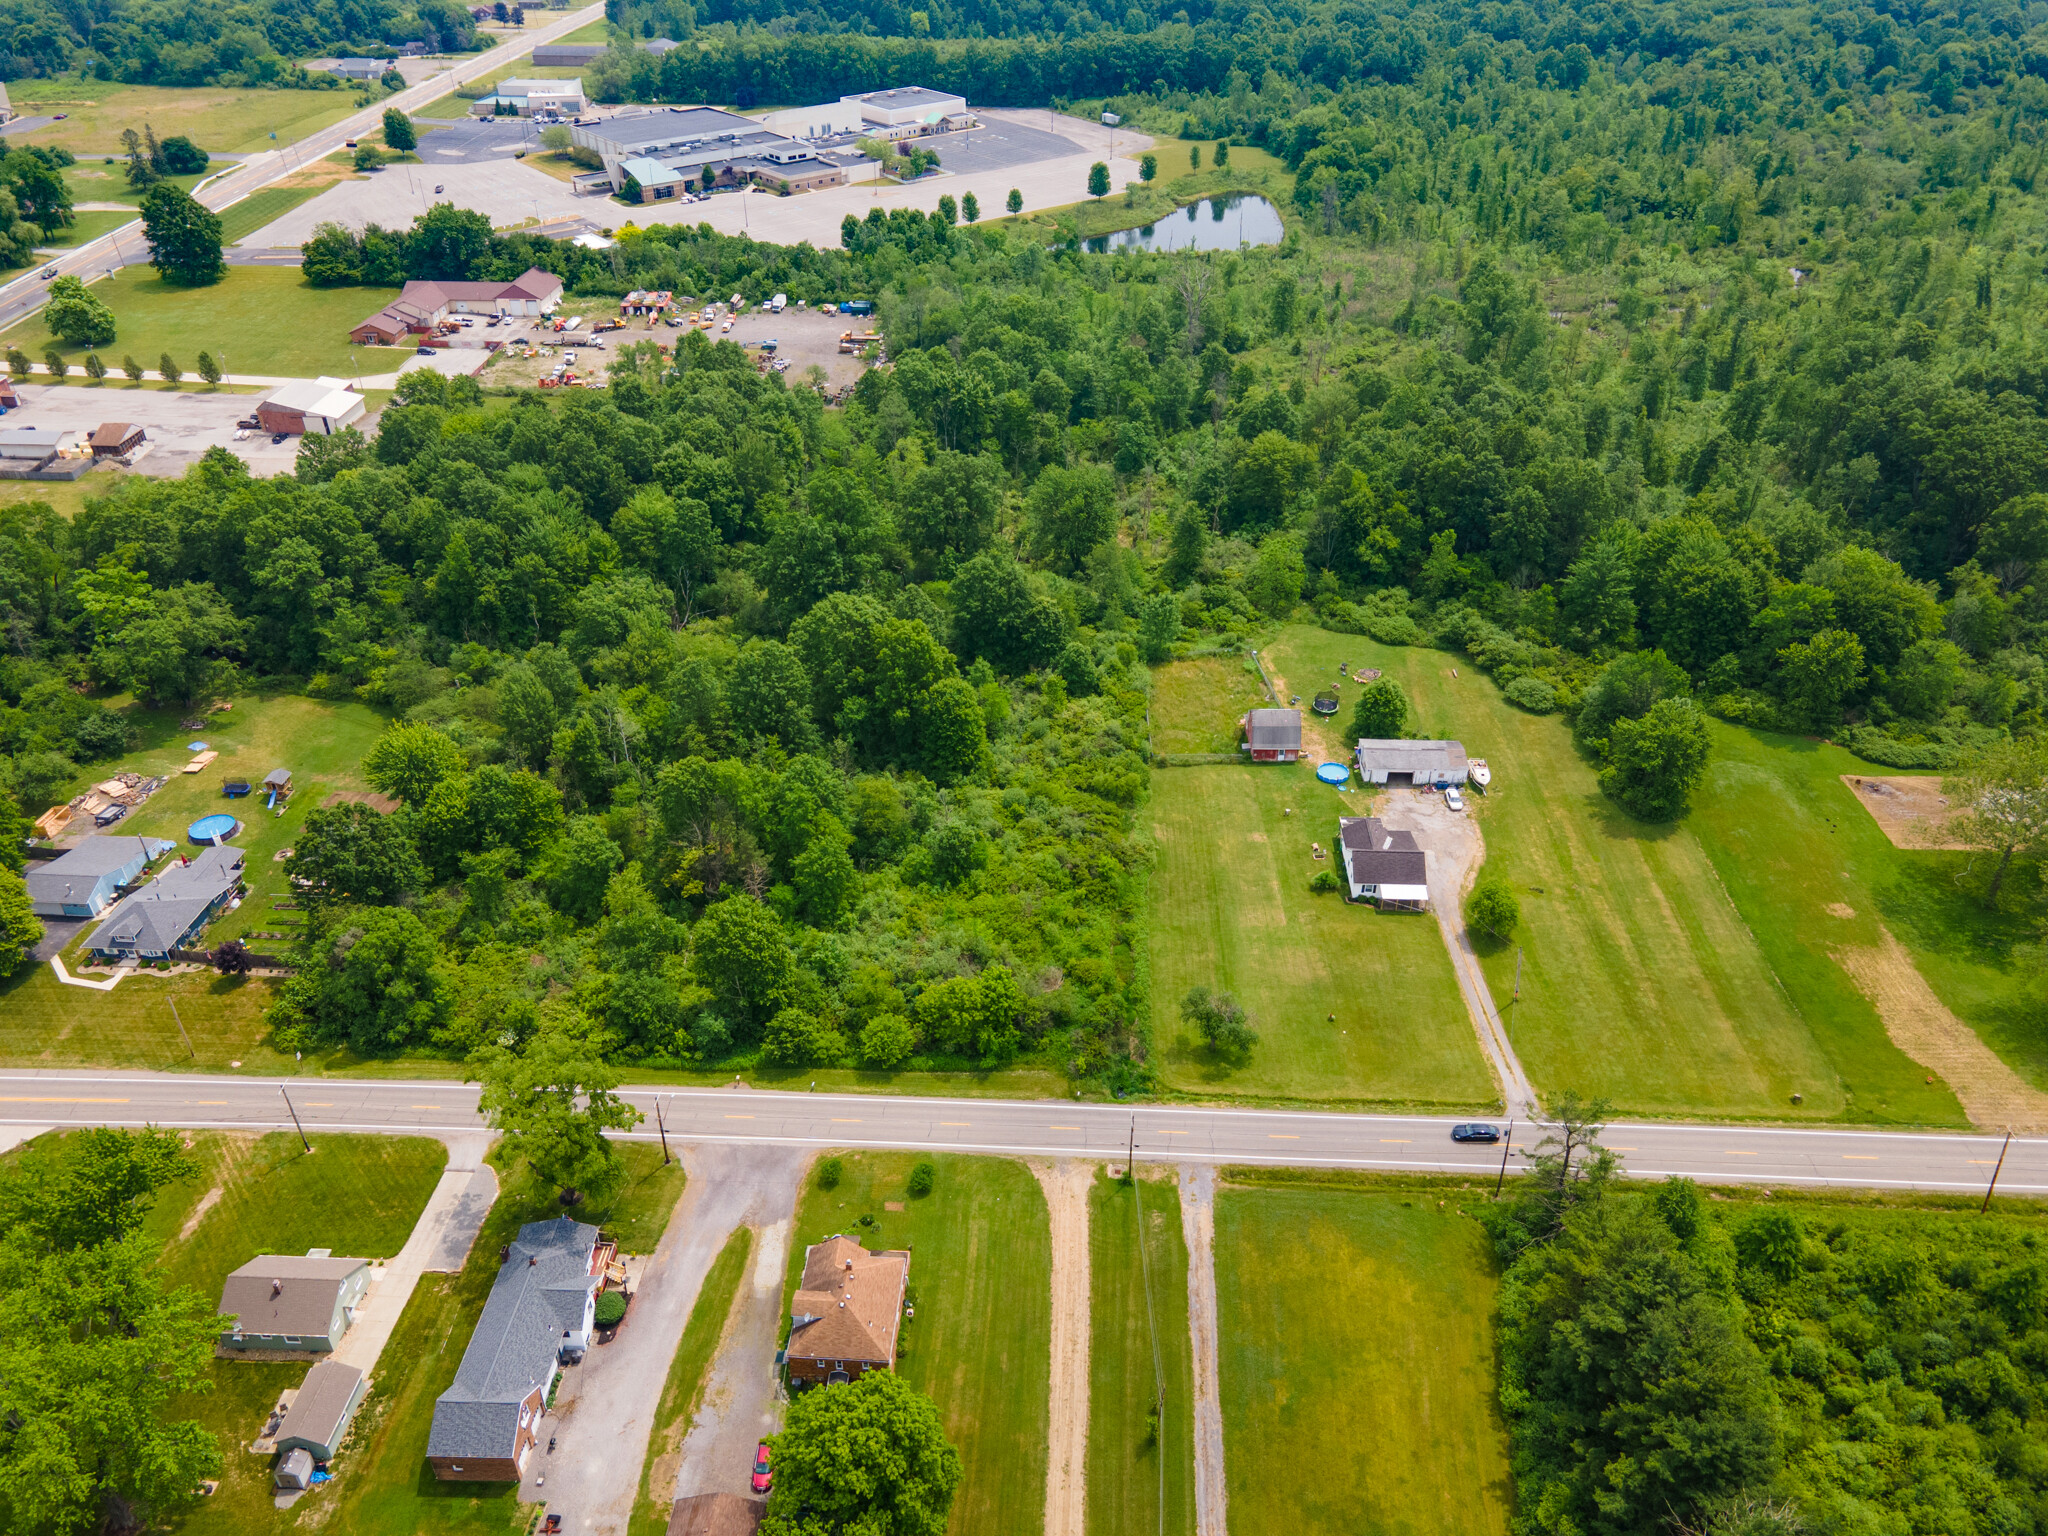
top-left (1146, 651), bottom-right (1494, 1107)
top-left (0, 267), bottom-right (411, 378)
top-left (61, 164), bottom-right (209, 207)
top-left (785, 1153), bottom-right (1049, 1536)
top-left (1689, 727), bottom-right (2048, 1104)
top-left (4, 78), bottom-right (362, 155)
top-left (7, 1129), bottom-right (454, 1536)
top-left (318, 1142), bottom-right (684, 1536)
top-left (1089, 1168), bottom-right (1195, 1536)
top-left (36, 209), bottom-right (138, 247)
top-left (1214, 1180), bottom-right (1513, 1536)
top-left (630, 1225), bottom-right (753, 1536)
top-left (1148, 760), bottom-right (1494, 1106)
top-left (218, 183), bottom-right (335, 245)
top-left (1148, 653), bottom-right (1267, 755)
top-left (1308, 625), bottom-right (1980, 1124)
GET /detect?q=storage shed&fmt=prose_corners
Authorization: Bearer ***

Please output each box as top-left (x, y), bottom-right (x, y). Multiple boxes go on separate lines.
top-left (275, 1360), bottom-right (368, 1462)
top-left (1240, 708), bottom-right (1304, 763)
top-left (88, 422), bottom-right (146, 458)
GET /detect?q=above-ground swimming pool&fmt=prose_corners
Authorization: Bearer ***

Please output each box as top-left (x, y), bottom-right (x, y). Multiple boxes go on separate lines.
top-left (188, 813), bottom-right (240, 844)
top-left (1317, 762), bottom-right (1351, 786)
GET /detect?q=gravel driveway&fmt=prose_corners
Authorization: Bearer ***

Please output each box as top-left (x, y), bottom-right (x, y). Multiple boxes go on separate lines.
top-left (527, 1141), bottom-right (808, 1535)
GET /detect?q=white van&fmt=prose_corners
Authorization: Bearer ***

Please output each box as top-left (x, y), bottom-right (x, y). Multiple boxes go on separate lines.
top-left (769, 293), bottom-right (787, 312)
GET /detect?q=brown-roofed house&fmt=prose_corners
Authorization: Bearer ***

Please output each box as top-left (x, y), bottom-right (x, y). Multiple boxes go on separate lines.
top-left (786, 1234), bottom-right (909, 1385)
top-left (348, 268), bottom-right (564, 344)
top-left (218, 1251), bottom-right (371, 1353)
top-left (667, 1493), bottom-right (767, 1536)
top-left (1336, 816), bottom-right (1430, 911)
top-left (88, 422), bottom-right (145, 458)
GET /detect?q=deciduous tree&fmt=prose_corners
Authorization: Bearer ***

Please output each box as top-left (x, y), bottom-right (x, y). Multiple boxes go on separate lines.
top-left (477, 1017), bottom-right (642, 1205)
top-left (138, 183), bottom-right (223, 285)
top-left (762, 1368), bottom-right (961, 1536)
top-left (1945, 736), bottom-right (2048, 905)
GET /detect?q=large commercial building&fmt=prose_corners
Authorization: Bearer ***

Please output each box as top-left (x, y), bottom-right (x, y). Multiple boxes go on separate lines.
top-left (571, 87), bottom-right (972, 200)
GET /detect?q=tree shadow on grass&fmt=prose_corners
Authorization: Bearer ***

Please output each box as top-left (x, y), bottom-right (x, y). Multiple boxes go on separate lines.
top-left (1578, 787), bottom-right (1690, 847)
top-left (1872, 855), bottom-right (2039, 970)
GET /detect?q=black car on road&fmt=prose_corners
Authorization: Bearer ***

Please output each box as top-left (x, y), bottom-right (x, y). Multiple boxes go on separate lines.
top-left (1450, 1123), bottom-right (1502, 1143)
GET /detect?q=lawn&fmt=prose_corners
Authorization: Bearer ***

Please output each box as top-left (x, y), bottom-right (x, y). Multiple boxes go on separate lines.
top-left (1213, 1179), bottom-right (1513, 1536)
top-left (0, 1128), bottom-right (452, 1536)
top-left (317, 1141), bottom-right (685, 1536)
top-left (217, 183), bottom-right (337, 245)
top-left (1089, 1167), bottom-right (1194, 1536)
top-left (0, 266), bottom-right (413, 379)
top-left (1688, 726), bottom-right (2048, 1108)
top-left (1148, 758), bottom-right (1494, 1107)
top-left (1148, 652), bottom-right (1267, 757)
top-left (630, 1225), bottom-right (753, 1536)
top-left (3, 78), bottom-right (361, 155)
top-left (61, 163), bottom-right (209, 207)
top-left (1279, 626), bottom-right (1951, 1123)
top-left (36, 208), bottom-right (138, 247)
top-left (785, 1153), bottom-right (1050, 1536)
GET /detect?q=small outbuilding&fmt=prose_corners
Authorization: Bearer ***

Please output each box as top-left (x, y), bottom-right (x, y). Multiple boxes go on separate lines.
top-left (1240, 708), bottom-right (1304, 763)
top-left (275, 1359), bottom-right (368, 1462)
top-left (88, 422), bottom-right (146, 458)
top-left (258, 379), bottom-right (367, 437)
top-left (1353, 738), bottom-right (1469, 787)
top-left (275, 1448), bottom-right (316, 1490)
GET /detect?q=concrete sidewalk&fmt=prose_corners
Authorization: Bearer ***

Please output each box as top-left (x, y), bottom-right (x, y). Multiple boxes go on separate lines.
top-left (334, 1132), bottom-right (498, 1375)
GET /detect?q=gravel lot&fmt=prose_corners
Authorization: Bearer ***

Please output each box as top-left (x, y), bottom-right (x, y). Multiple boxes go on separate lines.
top-left (1, 382), bottom-right (302, 477)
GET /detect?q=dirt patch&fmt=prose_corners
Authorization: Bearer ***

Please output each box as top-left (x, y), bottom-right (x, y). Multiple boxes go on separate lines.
top-left (322, 789), bottom-right (400, 814)
top-left (1178, 1164), bottom-right (1227, 1536)
top-left (1824, 903), bottom-right (1856, 919)
top-left (177, 1182), bottom-right (224, 1243)
top-left (1032, 1160), bottom-right (1093, 1536)
top-left (1841, 775), bottom-right (1967, 850)
top-left (1832, 925), bottom-right (2048, 1131)
top-left (273, 159), bottom-right (365, 193)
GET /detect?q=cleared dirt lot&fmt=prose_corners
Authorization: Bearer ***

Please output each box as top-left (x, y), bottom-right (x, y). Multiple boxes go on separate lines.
top-left (1841, 774), bottom-right (1966, 850)
top-left (1, 382), bottom-right (301, 478)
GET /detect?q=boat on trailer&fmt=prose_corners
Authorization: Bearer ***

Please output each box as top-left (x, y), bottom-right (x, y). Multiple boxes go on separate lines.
top-left (1470, 758), bottom-right (1491, 788)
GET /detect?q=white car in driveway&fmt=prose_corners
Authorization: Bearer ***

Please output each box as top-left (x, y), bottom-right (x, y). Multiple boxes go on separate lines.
top-left (1444, 787), bottom-right (1465, 812)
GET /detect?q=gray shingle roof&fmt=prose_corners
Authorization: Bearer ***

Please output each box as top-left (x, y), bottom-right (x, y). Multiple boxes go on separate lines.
top-left (1338, 817), bottom-right (1428, 886)
top-left (1245, 708), bottom-right (1302, 750)
top-left (84, 845), bottom-right (243, 952)
top-left (24, 835), bottom-right (170, 904)
top-left (276, 1359), bottom-right (364, 1451)
top-left (1354, 738), bottom-right (1469, 778)
top-left (427, 1218), bottom-right (598, 1461)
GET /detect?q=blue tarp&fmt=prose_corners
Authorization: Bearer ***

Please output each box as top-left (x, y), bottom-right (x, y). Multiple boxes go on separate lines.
top-left (187, 741), bottom-right (209, 751)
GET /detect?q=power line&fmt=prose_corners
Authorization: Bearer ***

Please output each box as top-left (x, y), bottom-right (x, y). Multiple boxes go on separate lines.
top-left (1129, 1122), bottom-right (1167, 1536)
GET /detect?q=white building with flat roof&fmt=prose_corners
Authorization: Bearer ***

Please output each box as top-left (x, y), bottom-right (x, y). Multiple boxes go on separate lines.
top-left (841, 86), bottom-right (970, 140)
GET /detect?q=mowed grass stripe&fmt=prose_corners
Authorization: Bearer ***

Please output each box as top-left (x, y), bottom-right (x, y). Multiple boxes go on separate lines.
top-left (1274, 626), bottom-right (1842, 1119)
top-left (785, 1153), bottom-right (1049, 1536)
top-left (1146, 755), bottom-right (1493, 1107)
top-left (1087, 1168), bottom-right (1194, 1536)
top-left (1215, 1185), bottom-right (1511, 1536)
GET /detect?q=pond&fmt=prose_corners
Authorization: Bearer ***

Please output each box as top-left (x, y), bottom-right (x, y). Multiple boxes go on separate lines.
top-left (1083, 194), bottom-right (1285, 254)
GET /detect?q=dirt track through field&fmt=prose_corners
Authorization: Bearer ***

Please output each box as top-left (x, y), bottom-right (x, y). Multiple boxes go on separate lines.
top-left (1179, 1165), bottom-right (1227, 1536)
top-left (1034, 1161), bottom-right (1092, 1536)
top-left (1833, 926), bottom-right (2048, 1131)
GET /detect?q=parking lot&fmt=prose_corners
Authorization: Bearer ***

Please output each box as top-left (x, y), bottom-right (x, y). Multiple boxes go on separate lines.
top-left (3, 383), bottom-right (315, 477)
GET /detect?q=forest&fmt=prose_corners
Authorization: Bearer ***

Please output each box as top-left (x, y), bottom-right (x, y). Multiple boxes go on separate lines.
top-left (0, 0), bottom-right (485, 84)
top-left (1492, 1112), bottom-right (2048, 1536)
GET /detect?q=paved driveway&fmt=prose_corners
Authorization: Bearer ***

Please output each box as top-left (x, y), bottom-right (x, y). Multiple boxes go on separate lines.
top-left (525, 1141), bottom-right (810, 1536)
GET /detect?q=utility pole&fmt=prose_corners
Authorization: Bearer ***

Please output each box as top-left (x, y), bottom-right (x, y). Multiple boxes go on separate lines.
top-left (1493, 1120), bottom-right (1514, 1199)
top-left (1513, 947), bottom-right (1522, 1001)
top-left (280, 1084), bottom-right (311, 1153)
top-left (654, 1094), bottom-right (672, 1165)
top-left (1981, 1128), bottom-right (2014, 1214)
top-left (1127, 1115), bottom-right (1135, 1182)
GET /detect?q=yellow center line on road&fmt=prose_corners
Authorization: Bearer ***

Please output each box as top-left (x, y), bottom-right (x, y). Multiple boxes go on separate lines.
top-left (410, 1104), bottom-right (442, 1109)
top-left (1608, 1146), bottom-right (1637, 1151)
top-left (304, 1102), bottom-right (334, 1106)
top-left (1269, 1134), bottom-right (1299, 1140)
top-left (1051, 1125), bottom-right (1081, 1130)
top-left (1724, 1150), bottom-right (1758, 1156)
top-left (1159, 1129), bottom-right (1188, 1135)
top-left (0, 1096), bottom-right (130, 1103)
top-left (939, 1121), bottom-right (970, 1127)
top-left (725, 1115), bottom-right (754, 1120)
top-left (1968, 1159), bottom-right (1997, 1165)
top-left (190, 1100), bottom-right (228, 1105)
top-left (1842, 1154), bottom-right (1879, 1160)
top-left (1380, 1138), bottom-right (1411, 1143)
top-left (830, 1118), bottom-right (862, 1123)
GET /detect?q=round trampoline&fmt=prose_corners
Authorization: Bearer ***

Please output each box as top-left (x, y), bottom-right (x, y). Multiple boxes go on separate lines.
top-left (188, 813), bottom-right (240, 844)
top-left (1316, 762), bottom-right (1351, 786)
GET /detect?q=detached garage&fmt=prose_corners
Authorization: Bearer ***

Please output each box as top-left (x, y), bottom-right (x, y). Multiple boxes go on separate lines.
top-left (257, 380), bottom-right (367, 436)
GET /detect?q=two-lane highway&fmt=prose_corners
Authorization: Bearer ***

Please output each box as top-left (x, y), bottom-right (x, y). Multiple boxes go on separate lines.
top-left (1, 1069), bottom-right (2041, 1196)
